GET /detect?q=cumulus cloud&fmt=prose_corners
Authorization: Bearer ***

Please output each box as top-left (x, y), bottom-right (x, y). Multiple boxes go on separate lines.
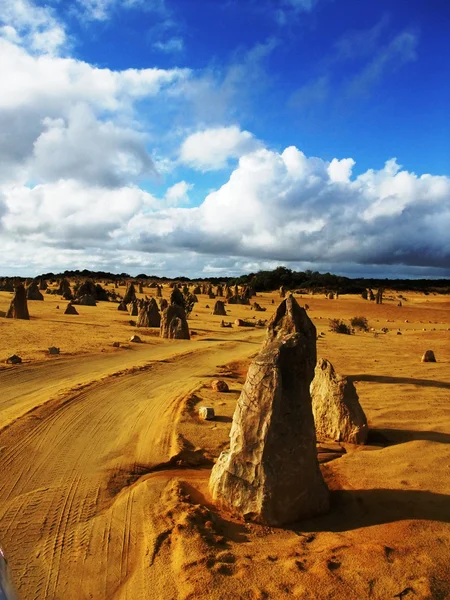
top-left (124, 146), bottom-right (450, 271)
top-left (2, 180), bottom-right (156, 243)
top-left (32, 105), bottom-right (156, 187)
top-left (2, 145), bottom-right (449, 276)
top-left (0, 36), bottom-right (189, 185)
top-left (164, 181), bottom-right (193, 206)
top-left (0, 0), bottom-right (66, 55)
top-left (179, 126), bottom-right (261, 171)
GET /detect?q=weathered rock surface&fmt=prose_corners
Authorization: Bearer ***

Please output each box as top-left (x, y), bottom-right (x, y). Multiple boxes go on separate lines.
top-left (26, 281), bottom-right (44, 301)
top-left (6, 354), bottom-right (22, 364)
top-left (211, 380), bottom-right (229, 392)
top-left (137, 298), bottom-right (161, 328)
top-left (76, 294), bottom-right (97, 306)
top-left (213, 300), bottom-right (227, 316)
top-left (160, 304), bottom-right (190, 340)
top-left (210, 297), bottom-right (329, 526)
top-left (58, 278), bottom-right (73, 300)
top-left (199, 407), bottom-right (215, 420)
top-left (170, 287), bottom-right (185, 308)
top-left (118, 283), bottom-right (136, 310)
top-left (265, 294), bottom-right (316, 347)
top-left (252, 302), bottom-right (266, 312)
top-left (6, 284), bottom-right (30, 320)
top-left (311, 358), bottom-right (368, 445)
top-left (421, 350), bottom-right (436, 362)
top-left (64, 303), bottom-right (78, 315)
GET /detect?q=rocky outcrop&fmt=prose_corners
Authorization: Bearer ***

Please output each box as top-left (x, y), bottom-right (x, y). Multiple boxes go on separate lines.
top-left (421, 350), bottom-right (436, 362)
top-left (75, 294), bottom-right (97, 306)
top-left (213, 300), bottom-right (227, 316)
top-left (310, 358), bottom-right (368, 445)
top-left (26, 280), bottom-right (44, 301)
top-left (265, 294), bottom-right (316, 347)
top-left (137, 298), bottom-right (161, 328)
top-left (6, 284), bottom-right (30, 320)
top-left (209, 297), bottom-right (329, 526)
top-left (129, 301), bottom-right (139, 316)
top-left (58, 278), bottom-right (73, 300)
top-left (160, 304), bottom-right (190, 339)
top-left (170, 287), bottom-right (185, 308)
top-left (64, 303), bottom-right (79, 315)
top-left (118, 282), bottom-right (136, 310)
top-left (252, 302), bottom-right (266, 312)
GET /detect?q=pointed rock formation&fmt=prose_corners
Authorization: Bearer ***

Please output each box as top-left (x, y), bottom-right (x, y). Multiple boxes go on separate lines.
top-left (137, 298), bottom-right (161, 328)
top-left (129, 301), bottom-right (139, 316)
top-left (26, 280), bottom-right (44, 301)
top-left (311, 358), bottom-right (368, 445)
top-left (64, 302), bottom-right (79, 315)
top-left (209, 296), bottom-right (329, 526)
top-left (170, 287), bottom-right (185, 308)
top-left (213, 300), bottom-right (227, 316)
top-left (421, 350), bottom-right (436, 363)
top-left (265, 294), bottom-right (316, 347)
top-left (58, 278), bottom-right (73, 300)
top-left (160, 304), bottom-right (190, 339)
top-left (118, 282), bottom-right (136, 310)
top-left (76, 294), bottom-right (97, 306)
top-left (6, 284), bottom-right (30, 320)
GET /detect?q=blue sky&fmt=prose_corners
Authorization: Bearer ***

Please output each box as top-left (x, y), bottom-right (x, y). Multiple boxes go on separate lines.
top-left (0, 0), bottom-right (449, 277)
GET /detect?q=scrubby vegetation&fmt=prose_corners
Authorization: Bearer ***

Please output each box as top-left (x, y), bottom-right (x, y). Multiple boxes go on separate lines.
top-left (4, 266), bottom-right (447, 296)
top-left (350, 316), bottom-right (369, 331)
top-left (329, 319), bottom-right (353, 335)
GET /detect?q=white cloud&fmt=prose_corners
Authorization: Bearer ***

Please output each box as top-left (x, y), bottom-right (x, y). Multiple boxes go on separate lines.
top-left (179, 126), bottom-right (261, 171)
top-left (164, 181), bottom-right (193, 206)
top-left (153, 37), bottom-right (184, 53)
top-left (72, 0), bottom-right (163, 22)
top-left (0, 36), bottom-right (189, 186)
top-left (32, 105), bottom-right (155, 187)
top-left (124, 146), bottom-right (450, 270)
top-left (2, 145), bottom-right (449, 276)
top-left (0, 0), bottom-right (66, 55)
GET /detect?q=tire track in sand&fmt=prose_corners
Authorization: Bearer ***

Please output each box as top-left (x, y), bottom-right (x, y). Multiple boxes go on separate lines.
top-left (0, 333), bottom-right (262, 599)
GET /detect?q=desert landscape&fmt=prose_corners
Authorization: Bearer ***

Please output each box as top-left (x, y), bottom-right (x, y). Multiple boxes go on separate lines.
top-left (0, 277), bottom-right (449, 600)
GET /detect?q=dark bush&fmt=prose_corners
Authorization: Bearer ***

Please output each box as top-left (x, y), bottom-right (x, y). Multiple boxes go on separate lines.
top-left (350, 316), bottom-right (369, 331)
top-left (329, 318), bottom-right (352, 335)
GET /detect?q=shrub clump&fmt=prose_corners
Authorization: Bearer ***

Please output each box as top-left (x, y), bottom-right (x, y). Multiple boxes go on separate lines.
top-left (350, 316), bottom-right (369, 331)
top-left (328, 318), bottom-right (352, 335)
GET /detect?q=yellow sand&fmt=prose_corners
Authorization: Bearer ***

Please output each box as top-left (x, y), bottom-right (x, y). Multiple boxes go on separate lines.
top-left (0, 286), bottom-right (449, 599)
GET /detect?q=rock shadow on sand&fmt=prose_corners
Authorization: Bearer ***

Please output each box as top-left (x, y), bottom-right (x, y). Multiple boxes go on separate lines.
top-left (368, 428), bottom-right (450, 446)
top-left (293, 488), bottom-right (450, 533)
top-left (348, 374), bottom-right (450, 390)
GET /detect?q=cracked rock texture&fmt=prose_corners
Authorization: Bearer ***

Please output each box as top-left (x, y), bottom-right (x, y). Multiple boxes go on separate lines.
top-left (311, 358), bottom-right (368, 445)
top-left (209, 296), bottom-right (329, 526)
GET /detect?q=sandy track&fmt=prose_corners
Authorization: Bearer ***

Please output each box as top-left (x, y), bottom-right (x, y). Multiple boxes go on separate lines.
top-left (0, 332), bottom-right (263, 600)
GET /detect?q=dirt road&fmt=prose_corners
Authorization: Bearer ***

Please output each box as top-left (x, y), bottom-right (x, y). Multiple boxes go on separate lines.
top-left (0, 331), bottom-right (263, 599)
